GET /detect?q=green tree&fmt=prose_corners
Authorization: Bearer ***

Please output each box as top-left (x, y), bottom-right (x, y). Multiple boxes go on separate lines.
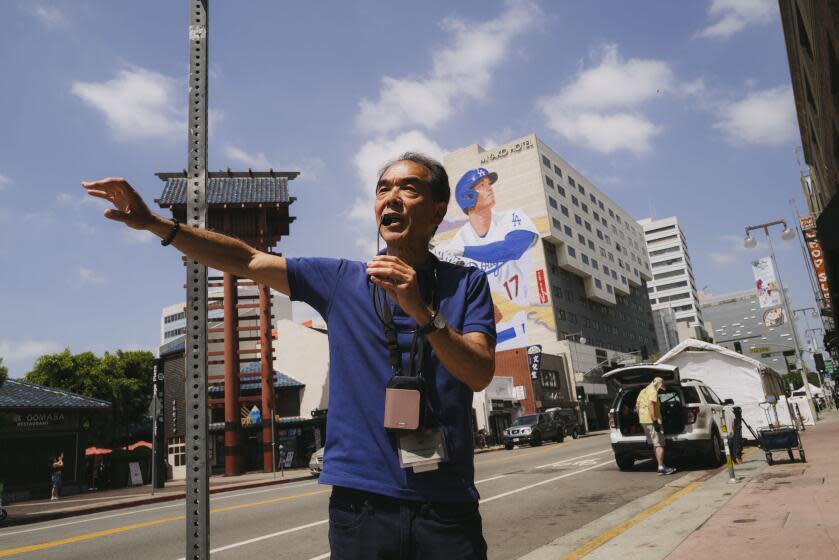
top-left (781, 371), bottom-right (822, 391)
top-left (25, 348), bottom-right (154, 445)
top-left (0, 356), bottom-right (7, 388)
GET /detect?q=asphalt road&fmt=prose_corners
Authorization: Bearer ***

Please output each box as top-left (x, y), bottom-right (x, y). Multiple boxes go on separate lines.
top-left (0, 433), bottom-right (701, 559)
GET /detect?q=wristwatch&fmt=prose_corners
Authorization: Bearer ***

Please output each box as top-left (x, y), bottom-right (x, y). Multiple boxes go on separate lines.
top-left (418, 311), bottom-right (447, 335)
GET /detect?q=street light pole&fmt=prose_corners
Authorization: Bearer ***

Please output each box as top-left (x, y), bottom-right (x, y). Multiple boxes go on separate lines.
top-left (763, 229), bottom-right (813, 402)
top-left (744, 221), bottom-right (814, 406)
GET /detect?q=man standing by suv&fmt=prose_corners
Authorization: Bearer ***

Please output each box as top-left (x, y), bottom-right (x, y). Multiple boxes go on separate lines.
top-left (636, 377), bottom-right (676, 475)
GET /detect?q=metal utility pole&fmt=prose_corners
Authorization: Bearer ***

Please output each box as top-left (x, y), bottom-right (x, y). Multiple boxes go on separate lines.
top-left (744, 221), bottom-right (814, 405)
top-left (185, 1), bottom-right (210, 558)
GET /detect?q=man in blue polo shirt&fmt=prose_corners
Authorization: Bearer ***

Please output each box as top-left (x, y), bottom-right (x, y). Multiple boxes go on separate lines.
top-left (83, 152), bottom-right (497, 559)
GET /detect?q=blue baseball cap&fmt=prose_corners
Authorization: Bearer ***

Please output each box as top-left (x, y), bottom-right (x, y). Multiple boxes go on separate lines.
top-left (455, 168), bottom-right (498, 213)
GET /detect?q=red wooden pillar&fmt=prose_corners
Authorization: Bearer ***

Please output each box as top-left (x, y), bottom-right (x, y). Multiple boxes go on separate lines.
top-left (259, 282), bottom-right (276, 472)
top-left (223, 272), bottom-right (242, 475)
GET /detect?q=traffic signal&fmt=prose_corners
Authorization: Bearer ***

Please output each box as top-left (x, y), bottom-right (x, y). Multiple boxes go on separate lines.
top-left (734, 341), bottom-right (742, 354)
top-left (814, 352), bottom-right (826, 373)
top-left (576, 385), bottom-right (586, 401)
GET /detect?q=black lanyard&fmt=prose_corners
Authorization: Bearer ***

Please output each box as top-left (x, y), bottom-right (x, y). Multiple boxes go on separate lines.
top-left (373, 256), bottom-right (438, 378)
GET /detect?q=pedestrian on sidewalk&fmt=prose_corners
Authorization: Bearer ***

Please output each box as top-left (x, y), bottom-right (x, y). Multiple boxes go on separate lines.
top-left (636, 377), bottom-right (676, 475)
top-left (50, 451), bottom-right (64, 500)
top-left (83, 153), bottom-right (496, 559)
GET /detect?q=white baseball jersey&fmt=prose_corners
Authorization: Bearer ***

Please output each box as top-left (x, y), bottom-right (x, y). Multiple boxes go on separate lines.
top-left (437, 209), bottom-right (538, 307)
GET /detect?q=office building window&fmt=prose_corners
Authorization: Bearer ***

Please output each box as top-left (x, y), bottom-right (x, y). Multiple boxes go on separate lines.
top-left (578, 184), bottom-right (586, 195)
top-left (569, 176), bottom-right (576, 187)
top-left (592, 258), bottom-right (599, 270)
top-left (607, 284), bottom-right (613, 294)
top-left (561, 204), bottom-right (569, 216)
top-left (599, 201), bottom-right (604, 210)
top-left (590, 194), bottom-right (597, 204)
top-left (575, 215), bottom-right (582, 225)
top-left (593, 211), bottom-right (599, 221)
top-left (595, 278), bottom-right (602, 289)
top-left (549, 197), bottom-right (558, 209)
top-left (542, 155), bottom-right (551, 167)
top-left (581, 254), bottom-right (590, 264)
top-left (581, 202), bottom-right (589, 213)
top-left (585, 221), bottom-right (592, 232)
top-left (608, 209), bottom-right (615, 218)
top-left (578, 233), bottom-right (586, 244)
top-left (545, 175), bottom-right (554, 188)
top-left (564, 225), bottom-right (573, 237)
top-left (611, 270), bottom-right (618, 280)
top-left (558, 185), bottom-right (566, 196)
top-left (572, 195), bottom-right (579, 207)
top-left (552, 217), bottom-right (562, 230)
top-left (597, 229), bottom-right (604, 240)
top-left (553, 164), bottom-right (563, 177)
top-left (588, 239), bottom-right (595, 251)
top-left (567, 246), bottom-right (576, 257)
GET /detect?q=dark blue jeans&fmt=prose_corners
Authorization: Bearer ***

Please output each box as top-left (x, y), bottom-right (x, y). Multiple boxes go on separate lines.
top-left (328, 486), bottom-right (487, 560)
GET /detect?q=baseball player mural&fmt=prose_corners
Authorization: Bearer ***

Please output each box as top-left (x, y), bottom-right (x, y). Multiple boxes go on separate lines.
top-left (434, 168), bottom-right (539, 350)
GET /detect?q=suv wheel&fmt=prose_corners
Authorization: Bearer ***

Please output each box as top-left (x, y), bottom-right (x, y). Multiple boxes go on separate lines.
top-left (531, 431), bottom-right (542, 447)
top-left (504, 442), bottom-right (514, 450)
top-left (572, 427), bottom-right (580, 439)
top-left (707, 431), bottom-right (724, 467)
top-left (555, 429), bottom-right (565, 443)
top-left (615, 454), bottom-right (634, 471)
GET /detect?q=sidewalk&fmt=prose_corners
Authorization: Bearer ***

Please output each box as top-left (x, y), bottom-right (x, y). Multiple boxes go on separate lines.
top-left (668, 409), bottom-right (839, 559)
top-left (2, 468), bottom-right (314, 527)
top-left (521, 409), bottom-right (839, 559)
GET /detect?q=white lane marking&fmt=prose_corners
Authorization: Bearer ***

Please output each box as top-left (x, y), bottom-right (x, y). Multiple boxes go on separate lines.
top-left (479, 460), bottom-right (614, 504)
top-left (0, 480), bottom-right (319, 538)
top-left (474, 475), bottom-right (506, 485)
top-left (188, 459), bottom-right (615, 557)
top-left (535, 448), bottom-right (611, 469)
top-left (304, 554), bottom-right (330, 560)
top-left (175, 519), bottom-right (329, 560)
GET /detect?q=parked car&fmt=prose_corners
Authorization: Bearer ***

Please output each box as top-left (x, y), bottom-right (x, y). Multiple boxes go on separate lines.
top-left (308, 447), bottom-right (325, 477)
top-left (502, 412), bottom-right (563, 449)
top-left (604, 364), bottom-right (733, 471)
top-left (545, 407), bottom-right (584, 439)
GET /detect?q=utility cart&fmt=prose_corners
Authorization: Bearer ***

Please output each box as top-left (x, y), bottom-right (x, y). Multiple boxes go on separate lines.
top-left (757, 426), bottom-right (806, 464)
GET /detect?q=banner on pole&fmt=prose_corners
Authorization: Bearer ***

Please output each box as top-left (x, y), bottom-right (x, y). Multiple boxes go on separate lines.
top-left (751, 257), bottom-right (782, 308)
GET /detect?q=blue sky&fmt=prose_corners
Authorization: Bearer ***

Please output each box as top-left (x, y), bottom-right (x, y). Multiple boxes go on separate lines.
top-left (0, 0), bottom-right (826, 377)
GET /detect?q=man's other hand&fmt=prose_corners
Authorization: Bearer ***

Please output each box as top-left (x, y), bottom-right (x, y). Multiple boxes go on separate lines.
top-left (82, 178), bottom-right (155, 230)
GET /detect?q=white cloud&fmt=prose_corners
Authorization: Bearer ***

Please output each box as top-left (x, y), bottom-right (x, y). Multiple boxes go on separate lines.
top-left (32, 5), bottom-right (65, 28)
top-left (0, 174), bottom-right (11, 190)
top-left (537, 45), bottom-right (673, 155)
top-left (714, 86), bottom-right (797, 145)
top-left (0, 339), bottom-right (60, 364)
top-left (697, 0), bottom-right (777, 39)
top-left (71, 67), bottom-right (184, 141)
top-left (223, 145), bottom-right (326, 182)
top-left (709, 252), bottom-right (737, 265)
top-left (356, 0), bottom-right (540, 135)
top-left (78, 267), bottom-right (105, 285)
top-left (224, 145), bottom-right (272, 169)
top-left (56, 192), bottom-right (109, 209)
top-left (123, 229), bottom-right (155, 244)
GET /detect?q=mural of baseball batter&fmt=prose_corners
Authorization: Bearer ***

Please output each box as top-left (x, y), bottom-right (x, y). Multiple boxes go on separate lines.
top-left (434, 167), bottom-right (539, 350)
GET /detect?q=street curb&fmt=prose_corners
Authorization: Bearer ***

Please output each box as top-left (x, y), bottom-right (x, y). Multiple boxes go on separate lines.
top-left (1, 475), bottom-right (317, 528)
top-left (518, 451), bottom-right (765, 560)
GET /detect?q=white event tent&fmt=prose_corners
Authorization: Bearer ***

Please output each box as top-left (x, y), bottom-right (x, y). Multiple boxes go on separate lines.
top-left (656, 339), bottom-right (806, 436)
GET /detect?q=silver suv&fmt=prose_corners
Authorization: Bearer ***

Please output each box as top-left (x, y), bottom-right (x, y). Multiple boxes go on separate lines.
top-left (604, 364), bottom-right (733, 471)
top-left (502, 412), bottom-right (563, 449)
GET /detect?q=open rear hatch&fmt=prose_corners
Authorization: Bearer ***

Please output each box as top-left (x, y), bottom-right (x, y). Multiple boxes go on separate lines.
top-left (603, 364), bottom-right (680, 389)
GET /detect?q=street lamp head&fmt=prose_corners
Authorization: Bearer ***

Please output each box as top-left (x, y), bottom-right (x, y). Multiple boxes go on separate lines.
top-left (743, 235), bottom-right (757, 249)
top-left (579, 337), bottom-right (587, 345)
top-left (780, 226), bottom-right (795, 241)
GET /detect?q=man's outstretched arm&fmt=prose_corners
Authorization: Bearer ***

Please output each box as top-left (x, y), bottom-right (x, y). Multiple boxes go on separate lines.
top-left (82, 178), bottom-right (289, 295)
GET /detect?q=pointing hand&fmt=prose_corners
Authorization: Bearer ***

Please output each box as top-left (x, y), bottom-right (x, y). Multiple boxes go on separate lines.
top-left (82, 177), bottom-right (155, 230)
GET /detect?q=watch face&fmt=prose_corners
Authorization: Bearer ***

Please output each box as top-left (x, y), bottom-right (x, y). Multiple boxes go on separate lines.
top-left (433, 313), bottom-right (446, 330)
